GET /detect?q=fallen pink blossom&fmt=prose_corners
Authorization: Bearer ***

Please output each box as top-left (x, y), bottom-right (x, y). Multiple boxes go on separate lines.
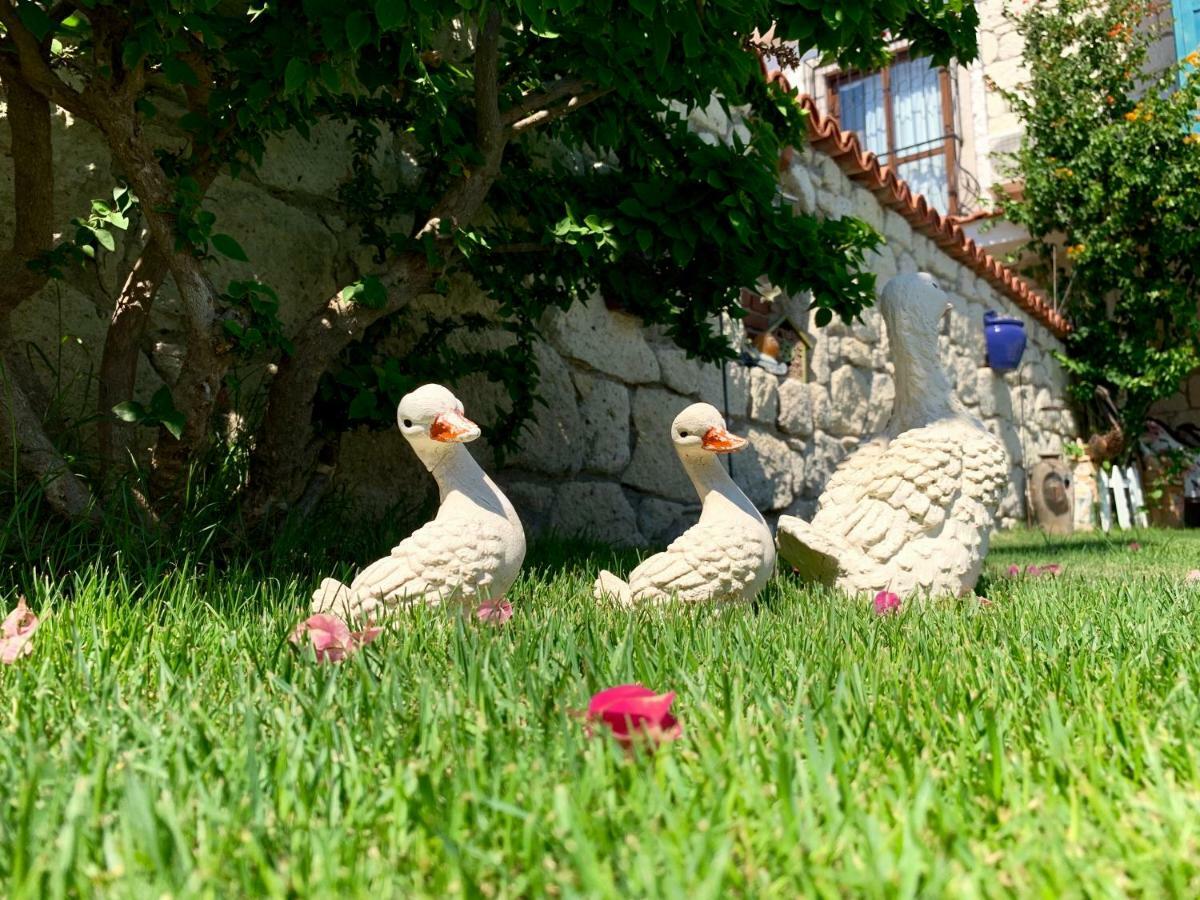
top-left (1042, 563), bottom-right (1062, 576)
top-left (873, 591), bottom-right (901, 615)
top-left (476, 599), bottom-right (513, 625)
top-left (1025, 564), bottom-right (1042, 577)
top-left (1006, 564), bottom-right (1021, 577)
top-left (0, 596), bottom-right (39, 665)
top-left (1128, 541), bottom-right (1142, 552)
top-left (289, 613), bottom-right (380, 663)
top-left (1186, 570), bottom-right (1200, 583)
top-left (587, 684), bottom-right (681, 747)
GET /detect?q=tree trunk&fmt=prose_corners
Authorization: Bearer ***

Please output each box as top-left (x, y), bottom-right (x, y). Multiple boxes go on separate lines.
top-left (96, 244), bottom-right (170, 466)
top-left (0, 68), bottom-right (97, 520)
top-left (247, 256), bottom-right (434, 517)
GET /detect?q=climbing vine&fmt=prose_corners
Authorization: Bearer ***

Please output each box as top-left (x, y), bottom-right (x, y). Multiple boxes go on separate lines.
top-left (996, 0), bottom-right (1200, 441)
top-left (0, 0), bottom-right (981, 525)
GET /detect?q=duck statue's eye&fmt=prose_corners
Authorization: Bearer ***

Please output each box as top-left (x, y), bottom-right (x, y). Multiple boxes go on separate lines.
top-left (679, 430), bottom-right (689, 437)
top-left (403, 419), bottom-right (413, 428)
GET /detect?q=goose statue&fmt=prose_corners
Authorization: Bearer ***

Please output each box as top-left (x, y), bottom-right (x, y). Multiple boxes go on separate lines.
top-left (594, 403), bottom-right (775, 606)
top-left (311, 384), bottom-right (525, 621)
top-left (776, 272), bottom-right (1008, 600)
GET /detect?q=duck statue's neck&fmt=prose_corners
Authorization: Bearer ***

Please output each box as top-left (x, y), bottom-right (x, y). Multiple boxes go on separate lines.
top-left (418, 443), bottom-right (504, 515)
top-left (886, 331), bottom-right (962, 436)
top-left (680, 452), bottom-right (762, 522)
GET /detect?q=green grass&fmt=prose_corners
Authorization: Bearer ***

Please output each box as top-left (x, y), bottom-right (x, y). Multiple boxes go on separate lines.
top-left (3, 527), bottom-right (1200, 897)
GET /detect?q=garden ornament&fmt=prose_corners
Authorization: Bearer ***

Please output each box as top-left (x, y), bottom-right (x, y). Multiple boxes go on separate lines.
top-left (594, 403), bottom-right (775, 606)
top-left (311, 384), bottom-right (526, 620)
top-left (776, 272), bottom-right (1008, 600)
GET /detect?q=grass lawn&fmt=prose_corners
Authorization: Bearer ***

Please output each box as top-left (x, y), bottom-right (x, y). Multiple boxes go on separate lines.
top-left (3, 526), bottom-right (1200, 897)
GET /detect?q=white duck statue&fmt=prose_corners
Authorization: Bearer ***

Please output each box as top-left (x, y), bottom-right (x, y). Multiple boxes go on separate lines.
top-left (594, 403), bottom-right (775, 606)
top-left (776, 272), bottom-right (1008, 600)
top-left (312, 384), bottom-right (526, 621)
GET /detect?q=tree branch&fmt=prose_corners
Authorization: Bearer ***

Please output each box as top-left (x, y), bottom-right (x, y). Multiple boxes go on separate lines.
top-left (0, 68), bottom-right (54, 311)
top-left (500, 77), bottom-right (589, 126)
top-left (508, 87), bottom-right (611, 134)
top-left (248, 11), bottom-right (510, 518)
top-left (0, 0), bottom-right (92, 121)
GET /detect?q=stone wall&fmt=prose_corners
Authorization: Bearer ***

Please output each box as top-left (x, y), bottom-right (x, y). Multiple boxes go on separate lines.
top-left (1, 91), bottom-right (1078, 542)
top-left (353, 111), bottom-right (1078, 544)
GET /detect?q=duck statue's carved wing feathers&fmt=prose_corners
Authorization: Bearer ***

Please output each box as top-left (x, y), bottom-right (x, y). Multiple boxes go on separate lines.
top-left (629, 522), bottom-right (766, 603)
top-left (811, 428), bottom-right (967, 563)
top-left (315, 517), bottom-right (506, 619)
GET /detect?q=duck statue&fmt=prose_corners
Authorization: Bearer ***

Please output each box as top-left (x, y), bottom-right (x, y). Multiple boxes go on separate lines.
top-left (312, 384), bottom-right (525, 621)
top-left (594, 403), bottom-right (775, 606)
top-left (776, 272), bottom-right (1008, 600)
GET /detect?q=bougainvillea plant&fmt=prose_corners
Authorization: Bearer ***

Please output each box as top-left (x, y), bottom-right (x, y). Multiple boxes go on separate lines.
top-left (995, 0), bottom-right (1200, 444)
top-left (0, 1), bottom-right (979, 526)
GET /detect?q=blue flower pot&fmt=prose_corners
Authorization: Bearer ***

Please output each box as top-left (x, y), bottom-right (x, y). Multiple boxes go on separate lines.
top-left (983, 311), bottom-right (1027, 373)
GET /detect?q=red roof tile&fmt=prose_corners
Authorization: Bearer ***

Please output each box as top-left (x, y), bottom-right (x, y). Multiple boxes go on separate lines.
top-left (763, 68), bottom-right (1071, 339)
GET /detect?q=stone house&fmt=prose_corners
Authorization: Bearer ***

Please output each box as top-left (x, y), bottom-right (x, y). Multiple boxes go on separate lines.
top-left (1, 45), bottom-right (1079, 543)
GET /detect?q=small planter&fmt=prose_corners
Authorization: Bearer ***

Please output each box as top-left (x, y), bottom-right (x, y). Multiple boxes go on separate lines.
top-left (983, 311), bottom-right (1027, 373)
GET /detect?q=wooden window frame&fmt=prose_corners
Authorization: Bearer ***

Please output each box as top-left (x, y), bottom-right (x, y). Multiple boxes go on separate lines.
top-left (827, 54), bottom-right (960, 213)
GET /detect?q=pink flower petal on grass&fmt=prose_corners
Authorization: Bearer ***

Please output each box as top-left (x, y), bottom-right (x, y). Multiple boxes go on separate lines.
top-left (587, 684), bottom-right (681, 747)
top-left (873, 591), bottom-right (901, 615)
top-left (1128, 541), bottom-right (1142, 552)
top-left (476, 599), bottom-right (513, 625)
top-left (289, 613), bottom-right (379, 664)
top-left (1025, 564), bottom-right (1042, 577)
top-left (1042, 563), bottom-right (1062, 576)
top-left (1006, 565), bottom-right (1021, 577)
top-left (1187, 570), bottom-right (1200, 583)
top-left (1, 596), bottom-right (39, 665)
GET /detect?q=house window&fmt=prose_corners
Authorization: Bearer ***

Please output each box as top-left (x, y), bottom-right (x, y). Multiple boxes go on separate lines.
top-left (828, 55), bottom-right (960, 214)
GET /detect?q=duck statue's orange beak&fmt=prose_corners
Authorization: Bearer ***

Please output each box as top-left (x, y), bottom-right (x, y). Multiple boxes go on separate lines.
top-left (701, 426), bottom-right (748, 453)
top-left (430, 409), bottom-right (481, 443)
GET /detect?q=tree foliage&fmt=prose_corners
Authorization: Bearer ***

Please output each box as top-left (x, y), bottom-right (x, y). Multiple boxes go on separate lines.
top-left (0, 0), bottom-right (979, 526)
top-left (996, 0), bottom-right (1200, 440)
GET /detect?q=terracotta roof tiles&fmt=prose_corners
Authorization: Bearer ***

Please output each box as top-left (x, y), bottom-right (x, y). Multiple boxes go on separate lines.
top-left (764, 69), bottom-right (1070, 339)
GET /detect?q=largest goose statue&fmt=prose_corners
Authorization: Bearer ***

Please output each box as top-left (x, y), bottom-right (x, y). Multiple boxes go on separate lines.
top-left (776, 273), bottom-right (1008, 600)
top-left (312, 384), bottom-right (525, 621)
top-left (594, 403), bottom-right (775, 606)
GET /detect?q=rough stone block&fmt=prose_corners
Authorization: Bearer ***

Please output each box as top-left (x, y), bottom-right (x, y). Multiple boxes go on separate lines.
top-left (622, 387), bottom-right (697, 502)
top-left (778, 378), bottom-right (814, 437)
top-left (498, 479), bottom-right (555, 533)
top-left (977, 369), bottom-right (1014, 419)
top-left (747, 365), bottom-right (780, 424)
top-left (865, 372), bottom-right (895, 433)
top-left (504, 342), bottom-right (583, 475)
top-left (550, 482), bottom-right (643, 546)
top-left (543, 295), bottom-right (660, 383)
top-left (573, 370), bottom-right (631, 474)
top-left (826, 365), bottom-right (872, 436)
top-left (697, 361), bottom-right (750, 418)
top-left (732, 428), bottom-right (797, 512)
top-left (654, 344), bottom-right (701, 396)
top-left (637, 497), bottom-right (696, 546)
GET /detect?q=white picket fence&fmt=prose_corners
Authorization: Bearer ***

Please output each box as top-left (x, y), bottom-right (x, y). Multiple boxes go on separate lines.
top-left (1096, 464), bottom-right (1149, 531)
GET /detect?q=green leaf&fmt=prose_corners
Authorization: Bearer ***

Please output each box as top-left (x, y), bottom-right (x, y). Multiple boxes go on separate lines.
top-left (814, 307), bottom-right (833, 328)
top-left (112, 401), bottom-right (147, 424)
top-left (284, 58), bottom-right (310, 95)
top-left (636, 229), bottom-right (653, 252)
top-left (211, 233), bottom-right (249, 262)
top-left (374, 0), bottom-right (406, 31)
top-left (159, 410), bottom-right (186, 441)
top-left (162, 58), bottom-right (200, 87)
top-left (17, 2), bottom-right (54, 41)
top-left (348, 390), bottom-right (378, 420)
top-left (92, 228), bottom-right (116, 252)
top-left (346, 11), bottom-right (373, 50)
